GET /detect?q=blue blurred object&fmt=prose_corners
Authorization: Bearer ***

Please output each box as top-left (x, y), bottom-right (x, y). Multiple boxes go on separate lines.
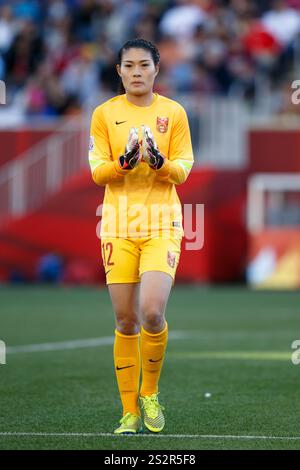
top-left (13, 0), bottom-right (41, 21)
top-left (9, 269), bottom-right (27, 283)
top-left (36, 253), bottom-right (64, 283)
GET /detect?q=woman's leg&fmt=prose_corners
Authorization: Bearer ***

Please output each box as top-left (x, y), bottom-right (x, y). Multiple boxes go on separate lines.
top-left (139, 271), bottom-right (173, 397)
top-left (108, 282), bottom-right (141, 417)
top-left (108, 282), bottom-right (140, 335)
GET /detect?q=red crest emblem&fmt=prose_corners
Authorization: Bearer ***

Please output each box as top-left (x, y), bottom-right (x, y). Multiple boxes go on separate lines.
top-left (167, 251), bottom-right (176, 268)
top-left (156, 117), bottom-right (169, 133)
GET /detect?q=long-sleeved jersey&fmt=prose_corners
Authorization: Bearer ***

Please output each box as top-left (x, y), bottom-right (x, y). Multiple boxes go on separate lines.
top-left (89, 93), bottom-right (194, 238)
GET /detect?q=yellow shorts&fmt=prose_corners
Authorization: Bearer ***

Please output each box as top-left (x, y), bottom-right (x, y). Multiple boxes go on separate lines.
top-left (100, 237), bottom-right (182, 284)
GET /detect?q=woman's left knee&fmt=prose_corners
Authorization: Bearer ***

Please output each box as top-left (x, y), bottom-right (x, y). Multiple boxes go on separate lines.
top-left (141, 305), bottom-right (165, 331)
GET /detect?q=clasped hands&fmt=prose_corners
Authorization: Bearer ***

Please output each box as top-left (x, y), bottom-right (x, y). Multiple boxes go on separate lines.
top-left (118, 126), bottom-right (165, 171)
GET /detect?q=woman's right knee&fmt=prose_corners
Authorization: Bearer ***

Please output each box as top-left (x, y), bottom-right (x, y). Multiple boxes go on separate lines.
top-left (115, 313), bottom-right (140, 335)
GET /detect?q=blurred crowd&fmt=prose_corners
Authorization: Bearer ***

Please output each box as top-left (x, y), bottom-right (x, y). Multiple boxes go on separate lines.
top-left (1, 0), bottom-right (300, 117)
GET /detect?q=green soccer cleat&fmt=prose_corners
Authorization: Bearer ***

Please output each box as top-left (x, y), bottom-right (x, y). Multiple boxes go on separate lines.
top-left (114, 412), bottom-right (143, 435)
top-left (140, 393), bottom-right (165, 433)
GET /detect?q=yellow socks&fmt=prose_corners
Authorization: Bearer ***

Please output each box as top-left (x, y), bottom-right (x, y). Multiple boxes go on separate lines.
top-left (140, 323), bottom-right (168, 397)
top-left (113, 329), bottom-right (141, 416)
top-left (114, 323), bottom-right (168, 414)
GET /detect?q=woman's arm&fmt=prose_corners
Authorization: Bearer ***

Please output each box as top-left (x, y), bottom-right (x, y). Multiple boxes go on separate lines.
top-left (88, 107), bottom-right (128, 186)
top-left (156, 105), bottom-right (194, 185)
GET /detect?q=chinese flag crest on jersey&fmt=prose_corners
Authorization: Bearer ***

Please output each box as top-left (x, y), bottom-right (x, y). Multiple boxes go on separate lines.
top-left (167, 251), bottom-right (176, 268)
top-left (156, 117), bottom-right (169, 133)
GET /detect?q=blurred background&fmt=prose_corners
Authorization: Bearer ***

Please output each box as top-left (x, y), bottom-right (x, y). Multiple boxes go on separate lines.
top-left (0, 0), bottom-right (300, 289)
top-left (1, 0), bottom-right (300, 451)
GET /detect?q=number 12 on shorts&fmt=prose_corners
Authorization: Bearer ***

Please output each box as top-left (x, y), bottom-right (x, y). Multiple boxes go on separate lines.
top-left (101, 241), bottom-right (114, 267)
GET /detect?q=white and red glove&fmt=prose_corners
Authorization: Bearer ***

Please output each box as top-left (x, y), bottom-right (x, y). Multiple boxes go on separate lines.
top-left (142, 125), bottom-right (165, 170)
top-left (118, 127), bottom-right (141, 170)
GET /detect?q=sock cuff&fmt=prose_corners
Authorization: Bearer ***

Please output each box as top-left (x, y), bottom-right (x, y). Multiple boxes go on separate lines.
top-left (141, 322), bottom-right (168, 339)
top-left (115, 329), bottom-right (140, 340)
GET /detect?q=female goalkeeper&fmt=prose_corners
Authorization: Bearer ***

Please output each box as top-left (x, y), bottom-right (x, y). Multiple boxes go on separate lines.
top-left (89, 38), bottom-right (194, 434)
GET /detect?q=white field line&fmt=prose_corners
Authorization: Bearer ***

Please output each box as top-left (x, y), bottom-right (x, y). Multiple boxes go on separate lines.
top-left (5, 334), bottom-right (291, 361)
top-left (0, 432), bottom-right (300, 441)
top-left (6, 331), bottom-right (188, 354)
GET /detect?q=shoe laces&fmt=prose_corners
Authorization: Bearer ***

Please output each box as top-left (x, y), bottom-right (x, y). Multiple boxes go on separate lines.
top-left (141, 393), bottom-right (165, 419)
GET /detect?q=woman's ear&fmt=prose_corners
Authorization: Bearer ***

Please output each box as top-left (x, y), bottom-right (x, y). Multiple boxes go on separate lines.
top-left (116, 64), bottom-right (121, 77)
top-left (154, 64), bottom-right (160, 77)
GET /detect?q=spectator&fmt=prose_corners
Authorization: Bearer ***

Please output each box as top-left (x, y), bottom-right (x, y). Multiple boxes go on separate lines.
top-left (262, 0), bottom-right (300, 46)
top-left (159, 0), bottom-right (209, 40)
top-left (1, 0), bottom-right (300, 116)
top-left (240, 14), bottom-right (281, 70)
top-left (60, 43), bottom-right (99, 104)
top-left (4, 19), bottom-right (44, 89)
top-left (0, 5), bottom-right (16, 53)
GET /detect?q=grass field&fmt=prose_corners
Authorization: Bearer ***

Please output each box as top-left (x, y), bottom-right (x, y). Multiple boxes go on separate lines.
top-left (0, 285), bottom-right (299, 450)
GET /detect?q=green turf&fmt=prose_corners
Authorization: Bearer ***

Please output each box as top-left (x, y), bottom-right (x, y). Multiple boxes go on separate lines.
top-left (0, 285), bottom-right (299, 450)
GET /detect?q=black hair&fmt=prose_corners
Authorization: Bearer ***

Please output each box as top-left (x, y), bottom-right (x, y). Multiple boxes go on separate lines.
top-left (117, 38), bottom-right (160, 94)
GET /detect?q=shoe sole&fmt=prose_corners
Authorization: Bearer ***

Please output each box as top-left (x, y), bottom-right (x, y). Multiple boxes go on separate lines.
top-left (114, 427), bottom-right (143, 435)
top-left (144, 422), bottom-right (164, 433)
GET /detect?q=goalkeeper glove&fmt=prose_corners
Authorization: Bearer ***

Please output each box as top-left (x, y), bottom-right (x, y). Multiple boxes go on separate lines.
top-left (142, 125), bottom-right (165, 170)
top-left (118, 127), bottom-right (141, 170)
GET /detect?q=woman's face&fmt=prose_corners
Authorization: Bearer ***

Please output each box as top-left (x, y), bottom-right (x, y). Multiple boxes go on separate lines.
top-left (117, 47), bottom-right (159, 96)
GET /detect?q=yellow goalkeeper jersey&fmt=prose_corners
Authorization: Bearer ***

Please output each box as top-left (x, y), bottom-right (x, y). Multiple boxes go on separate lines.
top-left (89, 93), bottom-right (194, 238)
